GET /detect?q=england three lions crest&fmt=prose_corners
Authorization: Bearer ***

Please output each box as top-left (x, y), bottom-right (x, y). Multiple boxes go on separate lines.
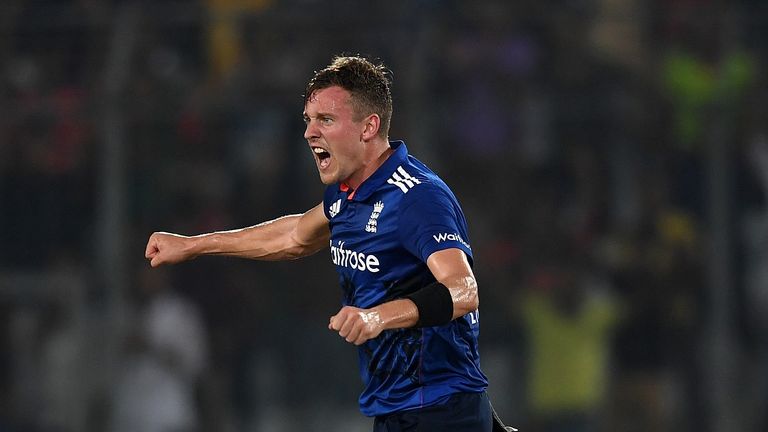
top-left (365, 201), bottom-right (384, 233)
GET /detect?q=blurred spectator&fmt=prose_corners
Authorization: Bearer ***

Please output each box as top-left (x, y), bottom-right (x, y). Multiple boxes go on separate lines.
top-left (607, 185), bottom-right (704, 432)
top-left (109, 266), bottom-right (208, 432)
top-left (520, 258), bottom-right (620, 432)
top-left (38, 276), bottom-right (87, 432)
top-left (741, 135), bottom-right (768, 431)
top-left (205, 0), bottom-right (273, 82)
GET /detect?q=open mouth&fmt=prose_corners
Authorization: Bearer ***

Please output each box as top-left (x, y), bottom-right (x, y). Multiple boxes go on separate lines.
top-left (312, 146), bottom-right (331, 169)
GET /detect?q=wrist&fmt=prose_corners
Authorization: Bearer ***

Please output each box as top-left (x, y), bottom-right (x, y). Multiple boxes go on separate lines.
top-left (187, 233), bottom-right (210, 257)
top-left (361, 309), bottom-right (383, 331)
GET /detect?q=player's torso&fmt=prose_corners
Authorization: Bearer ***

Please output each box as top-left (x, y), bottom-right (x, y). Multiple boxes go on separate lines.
top-left (321, 142), bottom-right (488, 415)
top-left (326, 183), bottom-right (425, 309)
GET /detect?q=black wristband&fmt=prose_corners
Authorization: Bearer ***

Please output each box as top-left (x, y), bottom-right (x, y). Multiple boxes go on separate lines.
top-left (404, 281), bottom-right (454, 328)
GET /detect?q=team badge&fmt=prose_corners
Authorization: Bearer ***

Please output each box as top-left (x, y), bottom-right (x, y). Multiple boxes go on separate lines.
top-left (365, 201), bottom-right (384, 233)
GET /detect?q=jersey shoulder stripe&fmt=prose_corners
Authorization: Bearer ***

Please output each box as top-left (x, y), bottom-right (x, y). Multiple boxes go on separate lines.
top-left (386, 165), bottom-right (422, 193)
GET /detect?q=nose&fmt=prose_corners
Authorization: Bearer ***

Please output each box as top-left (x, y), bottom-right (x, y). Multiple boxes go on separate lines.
top-left (304, 119), bottom-right (319, 141)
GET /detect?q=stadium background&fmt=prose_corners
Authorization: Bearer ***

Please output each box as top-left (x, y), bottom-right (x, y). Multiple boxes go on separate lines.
top-left (1, 0), bottom-right (767, 431)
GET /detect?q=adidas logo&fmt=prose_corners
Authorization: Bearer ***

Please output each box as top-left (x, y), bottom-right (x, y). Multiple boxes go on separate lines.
top-left (387, 166), bottom-right (421, 193)
top-left (329, 199), bottom-right (342, 218)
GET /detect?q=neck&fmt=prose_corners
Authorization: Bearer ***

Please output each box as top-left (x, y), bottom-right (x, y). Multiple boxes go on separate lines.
top-left (346, 137), bottom-right (393, 190)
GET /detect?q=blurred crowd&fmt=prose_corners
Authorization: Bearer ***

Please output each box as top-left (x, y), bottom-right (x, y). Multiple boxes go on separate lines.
top-left (1, 1), bottom-right (768, 432)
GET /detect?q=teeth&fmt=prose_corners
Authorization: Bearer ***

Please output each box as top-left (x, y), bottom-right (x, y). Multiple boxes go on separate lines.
top-left (313, 147), bottom-right (326, 154)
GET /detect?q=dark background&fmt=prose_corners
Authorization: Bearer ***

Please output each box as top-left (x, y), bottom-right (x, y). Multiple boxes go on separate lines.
top-left (1, 1), bottom-right (767, 431)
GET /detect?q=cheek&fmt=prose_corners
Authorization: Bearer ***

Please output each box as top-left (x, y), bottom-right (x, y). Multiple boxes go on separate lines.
top-left (332, 135), bottom-right (360, 159)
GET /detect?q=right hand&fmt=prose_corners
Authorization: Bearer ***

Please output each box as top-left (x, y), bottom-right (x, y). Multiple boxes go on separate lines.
top-left (145, 232), bottom-right (195, 267)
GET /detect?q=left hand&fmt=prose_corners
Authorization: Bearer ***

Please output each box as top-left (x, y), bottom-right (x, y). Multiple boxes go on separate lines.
top-left (329, 306), bottom-right (384, 345)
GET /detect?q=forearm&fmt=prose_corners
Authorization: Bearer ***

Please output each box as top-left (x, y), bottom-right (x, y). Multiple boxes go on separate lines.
top-left (147, 204), bottom-right (329, 267)
top-left (369, 299), bottom-right (418, 331)
top-left (192, 214), bottom-right (309, 261)
top-left (373, 276), bottom-right (479, 331)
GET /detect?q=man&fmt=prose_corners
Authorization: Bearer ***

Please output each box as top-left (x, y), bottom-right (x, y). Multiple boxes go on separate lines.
top-left (145, 56), bottom-right (496, 431)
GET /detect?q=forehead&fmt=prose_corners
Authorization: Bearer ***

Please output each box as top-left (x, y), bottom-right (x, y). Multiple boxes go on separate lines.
top-left (304, 86), bottom-right (353, 115)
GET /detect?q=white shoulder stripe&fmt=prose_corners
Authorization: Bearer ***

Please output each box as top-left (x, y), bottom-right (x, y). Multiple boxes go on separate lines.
top-left (387, 166), bottom-right (421, 194)
top-left (387, 177), bottom-right (409, 193)
top-left (397, 166), bottom-right (421, 185)
top-left (391, 171), bottom-right (414, 188)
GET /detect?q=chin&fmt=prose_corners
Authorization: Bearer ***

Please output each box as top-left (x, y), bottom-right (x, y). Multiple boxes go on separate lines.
top-left (318, 172), bottom-right (337, 185)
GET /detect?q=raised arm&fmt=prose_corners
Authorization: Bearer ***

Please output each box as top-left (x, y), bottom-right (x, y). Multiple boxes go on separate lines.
top-left (145, 203), bottom-right (330, 267)
top-left (328, 248), bottom-right (478, 345)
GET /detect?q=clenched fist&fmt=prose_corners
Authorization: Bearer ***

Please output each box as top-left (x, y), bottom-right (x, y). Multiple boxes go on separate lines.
top-left (145, 232), bottom-right (196, 267)
top-left (329, 306), bottom-right (384, 345)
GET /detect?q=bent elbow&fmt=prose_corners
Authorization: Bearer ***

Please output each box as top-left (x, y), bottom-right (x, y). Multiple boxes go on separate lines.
top-left (283, 241), bottom-right (325, 260)
top-left (454, 284), bottom-right (479, 318)
top-left (464, 290), bottom-right (479, 314)
top-left (283, 244), bottom-right (310, 260)
top-left (468, 292), bottom-right (479, 311)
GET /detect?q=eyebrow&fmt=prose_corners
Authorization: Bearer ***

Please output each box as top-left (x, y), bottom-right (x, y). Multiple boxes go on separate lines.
top-left (303, 111), bottom-right (335, 119)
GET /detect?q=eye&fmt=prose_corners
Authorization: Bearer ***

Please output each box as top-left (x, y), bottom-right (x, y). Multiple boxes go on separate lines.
top-left (320, 116), bottom-right (334, 125)
top-left (302, 115), bottom-right (310, 124)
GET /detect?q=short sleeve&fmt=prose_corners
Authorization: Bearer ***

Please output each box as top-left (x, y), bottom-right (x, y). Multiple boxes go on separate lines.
top-left (322, 184), bottom-right (338, 219)
top-left (398, 184), bottom-right (473, 264)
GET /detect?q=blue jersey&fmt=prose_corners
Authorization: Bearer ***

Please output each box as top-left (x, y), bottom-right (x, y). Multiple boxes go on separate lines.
top-left (322, 140), bottom-right (488, 417)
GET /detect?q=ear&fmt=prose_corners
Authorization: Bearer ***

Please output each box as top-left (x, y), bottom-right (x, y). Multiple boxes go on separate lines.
top-left (361, 114), bottom-right (381, 141)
